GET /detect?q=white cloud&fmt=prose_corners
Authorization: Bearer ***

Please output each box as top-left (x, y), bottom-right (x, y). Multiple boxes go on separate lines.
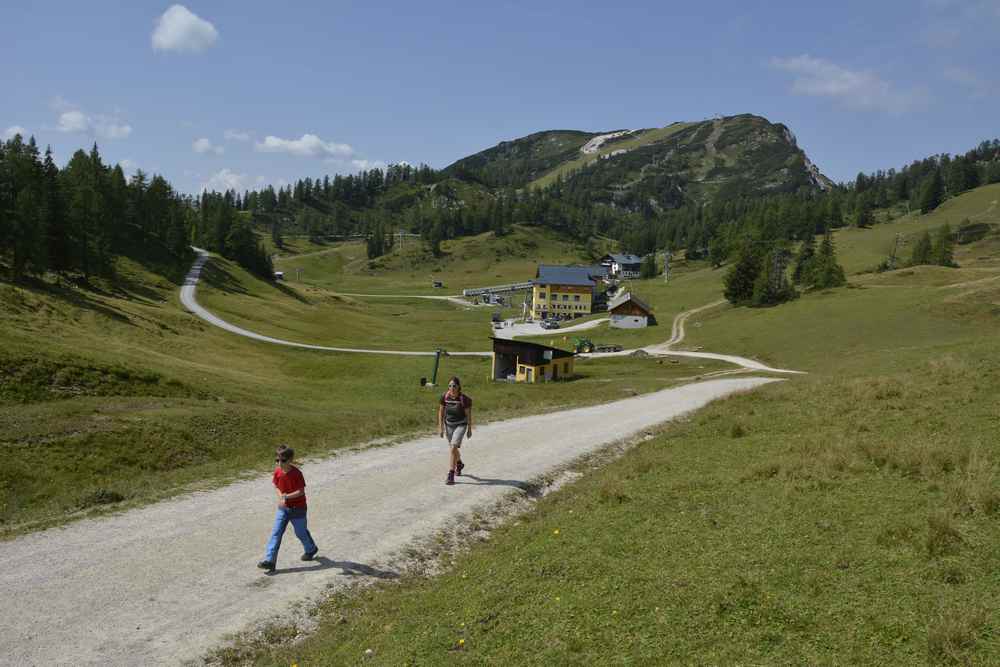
top-left (57, 110), bottom-right (89, 133)
top-left (3, 125), bottom-right (28, 139)
top-left (350, 159), bottom-right (386, 171)
top-left (192, 137), bottom-right (224, 155)
top-left (224, 128), bottom-right (252, 141)
top-left (99, 122), bottom-right (133, 139)
top-left (770, 55), bottom-right (926, 114)
top-left (118, 159), bottom-right (140, 174)
top-left (201, 168), bottom-right (263, 192)
top-left (55, 107), bottom-right (132, 139)
top-left (152, 5), bottom-right (219, 53)
top-left (255, 133), bottom-right (354, 158)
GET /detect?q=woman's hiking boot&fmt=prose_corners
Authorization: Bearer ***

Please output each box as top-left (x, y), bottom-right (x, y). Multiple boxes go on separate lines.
top-left (301, 548), bottom-right (319, 561)
top-left (257, 560), bottom-right (275, 572)
top-left (446, 470), bottom-right (455, 485)
top-left (456, 460), bottom-right (465, 476)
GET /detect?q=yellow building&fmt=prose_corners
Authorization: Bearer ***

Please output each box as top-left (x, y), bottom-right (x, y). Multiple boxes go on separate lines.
top-left (531, 265), bottom-right (607, 320)
top-left (491, 338), bottom-right (576, 383)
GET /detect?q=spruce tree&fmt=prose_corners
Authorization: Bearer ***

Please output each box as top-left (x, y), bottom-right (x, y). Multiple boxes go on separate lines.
top-left (723, 239), bottom-right (763, 305)
top-left (639, 253), bottom-right (658, 279)
top-left (910, 230), bottom-right (933, 265)
top-left (853, 202), bottom-right (873, 228)
top-left (932, 224), bottom-right (956, 267)
top-left (42, 147), bottom-right (69, 273)
top-left (792, 235), bottom-right (816, 284)
top-left (918, 169), bottom-right (944, 214)
top-left (751, 248), bottom-right (797, 306)
top-left (811, 229), bottom-right (847, 288)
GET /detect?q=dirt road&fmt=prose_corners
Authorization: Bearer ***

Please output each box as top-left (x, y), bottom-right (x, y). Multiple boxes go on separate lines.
top-left (0, 377), bottom-right (780, 666)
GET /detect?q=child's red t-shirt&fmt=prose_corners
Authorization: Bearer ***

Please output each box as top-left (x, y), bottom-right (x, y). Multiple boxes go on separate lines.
top-left (273, 466), bottom-right (307, 508)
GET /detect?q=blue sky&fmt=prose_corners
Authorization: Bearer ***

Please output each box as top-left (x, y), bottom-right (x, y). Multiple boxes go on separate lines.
top-left (3, 1), bottom-right (998, 193)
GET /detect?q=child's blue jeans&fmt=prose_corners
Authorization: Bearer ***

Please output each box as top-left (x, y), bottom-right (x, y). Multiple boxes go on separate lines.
top-left (264, 506), bottom-right (317, 562)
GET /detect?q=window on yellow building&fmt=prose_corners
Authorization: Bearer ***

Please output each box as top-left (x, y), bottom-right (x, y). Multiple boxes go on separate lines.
top-left (574, 295), bottom-right (580, 301)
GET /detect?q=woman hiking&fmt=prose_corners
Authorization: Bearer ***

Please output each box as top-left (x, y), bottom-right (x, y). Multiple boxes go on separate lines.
top-left (438, 376), bottom-right (472, 485)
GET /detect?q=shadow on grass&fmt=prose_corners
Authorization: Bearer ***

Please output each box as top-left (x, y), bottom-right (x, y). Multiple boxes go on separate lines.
top-left (6, 274), bottom-right (138, 326)
top-left (457, 474), bottom-right (541, 497)
top-left (200, 261), bottom-right (249, 296)
top-left (268, 556), bottom-right (399, 579)
top-left (272, 281), bottom-right (311, 305)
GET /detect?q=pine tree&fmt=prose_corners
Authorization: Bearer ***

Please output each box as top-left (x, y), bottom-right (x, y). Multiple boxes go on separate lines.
top-left (708, 235), bottom-right (729, 268)
top-left (918, 169), bottom-right (944, 214)
top-left (639, 253), bottom-right (658, 279)
top-left (41, 147), bottom-right (69, 273)
top-left (932, 224), bottom-right (956, 267)
top-left (791, 234), bottom-right (816, 284)
top-left (751, 248), bottom-right (797, 306)
top-left (853, 202), bottom-right (873, 228)
top-left (723, 239), bottom-right (763, 305)
top-left (910, 230), bottom-right (933, 265)
top-left (271, 219), bottom-right (283, 249)
top-left (811, 229), bottom-right (847, 288)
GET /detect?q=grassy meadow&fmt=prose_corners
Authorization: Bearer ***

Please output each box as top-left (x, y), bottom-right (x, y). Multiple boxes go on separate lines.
top-left (239, 188), bottom-right (1000, 666)
top-left (0, 227), bottom-right (711, 537)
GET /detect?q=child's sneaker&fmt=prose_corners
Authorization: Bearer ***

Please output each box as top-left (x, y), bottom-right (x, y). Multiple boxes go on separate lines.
top-left (301, 549), bottom-right (319, 561)
top-left (257, 560), bottom-right (275, 572)
top-left (446, 471), bottom-right (455, 485)
top-left (456, 460), bottom-right (465, 476)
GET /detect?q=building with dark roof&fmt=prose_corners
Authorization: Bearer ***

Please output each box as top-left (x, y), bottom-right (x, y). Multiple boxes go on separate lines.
top-left (600, 253), bottom-right (643, 278)
top-left (491, 337), bottom-right (575, 383)
top-left (608, 291), bottom-right (655, 328)
top-left (531, 264), bottom-right (608, 321)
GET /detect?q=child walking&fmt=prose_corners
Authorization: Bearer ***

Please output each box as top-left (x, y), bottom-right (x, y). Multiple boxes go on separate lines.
top-left (257, 445), bottom-right (318, 572)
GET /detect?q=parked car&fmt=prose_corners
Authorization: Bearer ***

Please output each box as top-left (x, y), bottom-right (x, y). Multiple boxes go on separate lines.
top-left (540, 319), bottom-right (560, 330)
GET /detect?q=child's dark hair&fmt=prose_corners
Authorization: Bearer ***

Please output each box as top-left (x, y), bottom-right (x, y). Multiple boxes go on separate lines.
top-left (448, 376), bottom-right (461, 388)
top-left (275, 445), bottom-right (294, 462)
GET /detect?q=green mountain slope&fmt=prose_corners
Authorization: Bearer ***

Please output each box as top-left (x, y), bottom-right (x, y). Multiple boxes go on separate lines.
top-left (444, 130), bottom-right (599, 188)
top-left (444, 115), bottom-right (833, 211)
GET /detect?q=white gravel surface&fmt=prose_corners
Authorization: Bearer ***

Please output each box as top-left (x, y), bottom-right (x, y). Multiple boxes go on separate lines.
top-left (493, 317), bottom-right (609, 339)
top-left (180, 250), bottom-right (801, 374)
top-left (0, 377), bottom-right (780, 666)
top-left (180, 249), bottom-right (489, 357)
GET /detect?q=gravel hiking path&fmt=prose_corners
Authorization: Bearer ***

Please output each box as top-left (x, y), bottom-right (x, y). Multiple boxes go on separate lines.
top-left (180, 249), bottom-right (801, 374)
top-left (0, 376), bottom-right (780, 666)
top-left (180, 248), bottom-right (489, 357)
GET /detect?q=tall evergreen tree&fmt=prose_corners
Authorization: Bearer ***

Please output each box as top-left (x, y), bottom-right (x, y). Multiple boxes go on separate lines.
top-left (639, 253), bottom-right (658, 279)
top-left (723, 238), bottom-right (763, 305)
top-left (791, 234), bottom-right (816, 285)
top-left (932, 224), bottom-right (956, 267)
top-left (810, 229), bottom-right (847, 288)
top-left (751, 247), bottom-right (797, 306)
top-left (42, 146), bottom-right (69, 273)
top-left (918, 169), bottom-right (944, 214)
top-left (910, 230), bottom-right (933, 265)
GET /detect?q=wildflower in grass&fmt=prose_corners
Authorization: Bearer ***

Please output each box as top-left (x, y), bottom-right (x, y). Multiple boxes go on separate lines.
top-left (553, 529), bottom-right (560, 535)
